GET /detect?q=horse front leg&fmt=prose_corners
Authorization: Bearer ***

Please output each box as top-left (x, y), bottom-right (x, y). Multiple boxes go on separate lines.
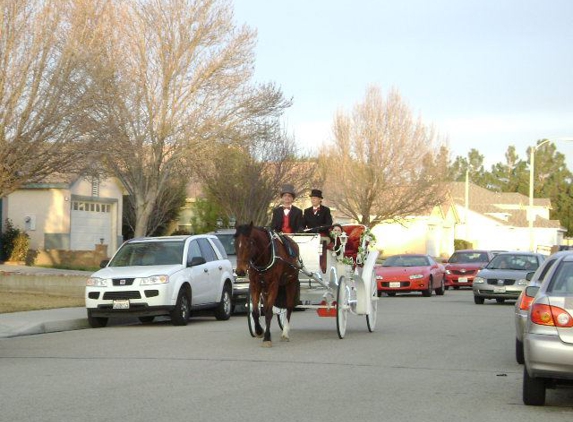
top-left (250, 281), bottom-right (264, 338)
top-left (261, 284), bottom-right (279, 347)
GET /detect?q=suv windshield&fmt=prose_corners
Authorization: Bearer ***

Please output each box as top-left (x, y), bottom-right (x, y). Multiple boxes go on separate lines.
top-left (109, 241), bottom-right (184, 267)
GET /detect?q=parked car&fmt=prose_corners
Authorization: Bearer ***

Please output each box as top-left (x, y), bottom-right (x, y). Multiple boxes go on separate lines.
top-left (444, 249), bottom-right (494, 289)
top-left (85, 235), bottom-right (234, 328)
top-left (376, 254), bottom-right (445, 297)
top-left (514, 252), bottom-right (571, 364)
top-left (210, 228), bottom-right (249, 312)
top-left (522, 252), bottom-right (573, 405)
top-left (472, 252), bottom-right (546, 304)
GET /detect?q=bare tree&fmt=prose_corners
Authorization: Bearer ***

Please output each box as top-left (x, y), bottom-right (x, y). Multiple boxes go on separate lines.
top-left (194, 117), bottom-right (319, 226)
top-left (0, 0), bottom-right (94, 197)
top-left (78, 0), bottom-right (280, 237)
top-left (319, 86), bottom-right (450, 226)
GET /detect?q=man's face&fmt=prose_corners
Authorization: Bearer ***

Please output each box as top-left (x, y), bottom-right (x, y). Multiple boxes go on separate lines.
top-left (282, 193), bottom-right (294, 207)
top-left (310, 196), bottom-right (321, 207)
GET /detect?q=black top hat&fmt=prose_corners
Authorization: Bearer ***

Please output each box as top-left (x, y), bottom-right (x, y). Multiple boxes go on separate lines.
top-left (280, 184), bottom-right (296, 198)
top-left (310, 189), bottom-right (323, 199)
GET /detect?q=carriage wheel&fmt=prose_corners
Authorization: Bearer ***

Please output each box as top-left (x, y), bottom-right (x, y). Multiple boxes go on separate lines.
top-left (366, 268), bottom-right (378, 332)
top-left (336, 275), bottom-right (349, 339)
top-left (274, 306), bottom-right (287, 330)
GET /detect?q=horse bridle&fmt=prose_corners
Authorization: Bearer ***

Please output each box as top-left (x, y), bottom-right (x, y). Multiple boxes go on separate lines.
top-left (247, 228), bottom-right (277, 272)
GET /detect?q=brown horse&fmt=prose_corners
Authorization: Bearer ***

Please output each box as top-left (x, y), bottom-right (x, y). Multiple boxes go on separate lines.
top-left (234, 223), bottom-right (300, 347)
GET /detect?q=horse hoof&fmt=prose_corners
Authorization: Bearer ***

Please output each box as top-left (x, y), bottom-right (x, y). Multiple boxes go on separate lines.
top-left (281, 335), bottom-right (290, 342)
top-left (262, 341), bottom-right (272, 348)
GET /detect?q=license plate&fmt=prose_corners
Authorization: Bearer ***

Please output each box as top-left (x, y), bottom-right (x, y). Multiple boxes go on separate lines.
top-left (458, 277), bottom-right (468, 283)
top-left (493, 287), bottom-right (506, 293)
top-left (113, 299), bottom-right (130, 309)
top-left (389, 282), bottom-right (401, 288)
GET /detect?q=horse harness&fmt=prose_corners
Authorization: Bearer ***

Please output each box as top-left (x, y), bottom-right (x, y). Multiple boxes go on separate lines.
top-left (247, 229), bottom-right (302, 273)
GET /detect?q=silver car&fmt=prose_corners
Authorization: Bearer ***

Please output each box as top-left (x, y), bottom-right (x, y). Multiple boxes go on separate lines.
top-left (472, 252), bottom-right (546, 304)
top-left (523, 252), bottom-right (573, 405)
top-left (514, 251), bottom-right (572, 364)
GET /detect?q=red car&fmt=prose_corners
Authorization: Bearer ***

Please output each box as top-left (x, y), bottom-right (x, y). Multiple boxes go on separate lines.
top-left (444, 249), bottom-right (494, 289)
top-left (376, 254), bottom-right (445, 297)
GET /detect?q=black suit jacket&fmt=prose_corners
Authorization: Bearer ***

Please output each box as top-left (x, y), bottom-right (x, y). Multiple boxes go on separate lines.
top-left (270, 206), bottom-right (304, 233)
top-left (303, 205), bottom-right (333, 233)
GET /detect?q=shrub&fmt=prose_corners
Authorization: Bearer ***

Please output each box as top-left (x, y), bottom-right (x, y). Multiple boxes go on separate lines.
top-left (454, 238), bottom-right (473, 250)
top-left (1, 219), bottom-right (30, 262)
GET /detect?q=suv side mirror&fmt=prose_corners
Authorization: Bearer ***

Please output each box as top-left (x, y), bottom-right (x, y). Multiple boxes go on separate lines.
top-left (100, 259), bottom-right (110, 268)
top-left (525, 271), bottom-right (535, 281)
top-left (188, 256), bottom-right (206, 267)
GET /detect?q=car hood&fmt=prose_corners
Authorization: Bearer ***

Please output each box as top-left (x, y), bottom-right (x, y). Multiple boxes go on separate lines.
top-left (476, 268), bottom-right (529, 280)
top-left (91, 265), bottom-right (185, 278)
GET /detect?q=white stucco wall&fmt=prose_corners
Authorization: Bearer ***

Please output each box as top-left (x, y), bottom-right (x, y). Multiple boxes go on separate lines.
top-left (3, 188), bottom-right (70, 250)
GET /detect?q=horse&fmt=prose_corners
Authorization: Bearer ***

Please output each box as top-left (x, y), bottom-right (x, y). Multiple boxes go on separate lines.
top-left (234, 223), bottom-right (300, 347)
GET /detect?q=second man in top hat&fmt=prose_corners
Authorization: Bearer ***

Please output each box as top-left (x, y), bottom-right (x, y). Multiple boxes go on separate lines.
top-left (303, 189), bottom-right (333, 234)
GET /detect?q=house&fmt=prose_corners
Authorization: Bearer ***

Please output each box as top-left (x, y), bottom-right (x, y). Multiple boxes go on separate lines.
top-left (0, 173), bottom-right (125, 258)
top-left (367, 182), bottom-right (565, 258)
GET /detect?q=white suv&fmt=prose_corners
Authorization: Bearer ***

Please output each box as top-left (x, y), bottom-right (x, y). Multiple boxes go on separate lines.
top-left (85, 235), bottom-right (234, 327)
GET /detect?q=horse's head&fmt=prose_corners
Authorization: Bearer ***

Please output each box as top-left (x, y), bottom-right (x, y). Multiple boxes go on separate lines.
top-left (234, 222), bottom-right (255, 277)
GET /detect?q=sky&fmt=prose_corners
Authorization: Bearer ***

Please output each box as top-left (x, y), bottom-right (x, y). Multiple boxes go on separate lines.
top-left (232, 0), bottom-right (573, 168)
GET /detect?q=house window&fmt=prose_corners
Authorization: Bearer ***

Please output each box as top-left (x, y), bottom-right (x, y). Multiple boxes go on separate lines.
top-left (91, 178), bottom-right (100, 197)
top-left (71, 201), bottom-right (111, 213)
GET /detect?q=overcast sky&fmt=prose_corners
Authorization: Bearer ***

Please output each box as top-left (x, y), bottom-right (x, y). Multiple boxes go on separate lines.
top-left (233, 0), bottom-right (573, 167)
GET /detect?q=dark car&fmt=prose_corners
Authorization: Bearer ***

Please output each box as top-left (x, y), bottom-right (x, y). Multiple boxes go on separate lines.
top-left (444, 249), bottom-right (494, 289)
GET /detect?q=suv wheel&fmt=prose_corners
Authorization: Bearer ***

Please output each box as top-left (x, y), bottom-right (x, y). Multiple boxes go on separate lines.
top-left (87, 310), bottom-right (108, 328)
top-left (171, 289), bottom-right (190, 326)
top-left (215, 285), bottom-right (232, 321)
top-left (474, 295), bottom-right (485, 304)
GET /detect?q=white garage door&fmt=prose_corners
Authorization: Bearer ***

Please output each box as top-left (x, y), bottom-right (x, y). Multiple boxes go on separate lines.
top-left (70, 201), bottom-right (112, 250)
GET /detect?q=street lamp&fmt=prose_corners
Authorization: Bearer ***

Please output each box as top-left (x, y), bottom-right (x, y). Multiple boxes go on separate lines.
top-left (528, 138), bottom-right (573, 251)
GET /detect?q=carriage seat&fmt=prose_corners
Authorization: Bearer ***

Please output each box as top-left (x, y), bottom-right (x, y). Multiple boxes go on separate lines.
top-left (341, 225), bottom-right (365, 262)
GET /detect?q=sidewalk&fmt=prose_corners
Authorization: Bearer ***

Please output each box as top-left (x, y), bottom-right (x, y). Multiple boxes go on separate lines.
top-left (0, 307), bottom-right (90, 339)
top-left (0, 264), bottom-right (92, 339)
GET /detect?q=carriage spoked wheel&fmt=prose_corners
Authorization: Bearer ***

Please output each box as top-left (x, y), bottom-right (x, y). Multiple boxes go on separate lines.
top-left (336, 275), bottom-right (350, 339)
top-left (366, 267), bottom-right (378, 332)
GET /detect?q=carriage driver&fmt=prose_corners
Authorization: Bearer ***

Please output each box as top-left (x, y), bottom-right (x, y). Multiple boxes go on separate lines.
top-left (270, 184), bottom-right (304, 234)
top-left (303, 189), bottom-right (333, 273)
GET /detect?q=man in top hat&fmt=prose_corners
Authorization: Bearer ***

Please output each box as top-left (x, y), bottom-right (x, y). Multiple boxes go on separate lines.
top-left (304, 189), bottom-right (333, 272)
top-left (303, 189), bottom-right (332, 234)
top-left (270, 184), bottom-right (304, 234)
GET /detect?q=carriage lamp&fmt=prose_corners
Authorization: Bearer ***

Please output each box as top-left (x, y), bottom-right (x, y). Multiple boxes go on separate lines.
top-left (339, 232), bottom-right (348, 248)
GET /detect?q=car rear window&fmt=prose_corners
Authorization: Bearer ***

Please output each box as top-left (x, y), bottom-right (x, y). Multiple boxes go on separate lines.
top-left (547, 261), bottom-right (573, 295)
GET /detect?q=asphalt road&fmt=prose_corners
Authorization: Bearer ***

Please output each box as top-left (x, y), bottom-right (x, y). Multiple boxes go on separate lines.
top-left (1, 289), bottom-right (572, 422)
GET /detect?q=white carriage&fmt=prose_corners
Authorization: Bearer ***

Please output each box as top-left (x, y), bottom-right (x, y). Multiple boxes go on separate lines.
top-left (288, 224), bottom-right (379, 339)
